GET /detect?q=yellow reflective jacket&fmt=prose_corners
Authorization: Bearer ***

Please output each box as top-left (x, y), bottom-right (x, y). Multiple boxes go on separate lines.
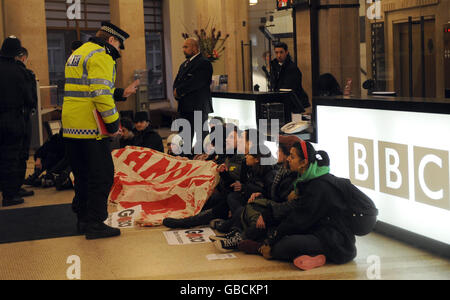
top-left (62, 41), bottom-right (120, 139)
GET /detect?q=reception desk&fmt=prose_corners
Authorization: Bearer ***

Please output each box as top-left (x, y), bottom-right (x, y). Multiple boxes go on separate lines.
top-left (313, 96), bottom-right (450, 256)
top-left (210, 91), bottom-right (305, 129)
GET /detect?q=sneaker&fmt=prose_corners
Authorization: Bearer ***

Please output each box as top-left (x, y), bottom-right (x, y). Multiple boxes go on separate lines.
top-left (213, 232), bottom-right (243, 252)
top-left (209, 228), bottom-right (240, 242)
top-left (238, 239), bottom-right (263, 255)
top-left (293, 255), bottom-right (326, 271)
top-left (2, 197), bottom-right (24, 207)
top-left (85, 222), bottom-right (121, 240)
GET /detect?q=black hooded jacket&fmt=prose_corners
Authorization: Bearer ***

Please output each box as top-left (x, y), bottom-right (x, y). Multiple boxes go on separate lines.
top-left (132, 125), bottom-right (164, 153)
top-left (263, 173), bottom-right (357, 264)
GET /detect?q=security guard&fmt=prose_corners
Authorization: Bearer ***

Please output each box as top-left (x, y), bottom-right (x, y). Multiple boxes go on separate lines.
top-left (62, 22), bottom-right (139, 239)
top-left (0, 36), bottom-right (34, 207)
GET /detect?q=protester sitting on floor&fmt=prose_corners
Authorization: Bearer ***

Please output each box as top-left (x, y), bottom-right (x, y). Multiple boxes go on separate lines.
top-left (110, 117), bottom-right (135, 150)
top-left (210, 135), bottom-right (300, 234)
top-left (215, 140), bottom-right (357, 271)
top-left (24, 129), bottom-right (66, 187)
top-left (193, 116), bottom-right (226, 161)
top-left (132, 111), bottom-right (164, 152)
top-left (162, 124), bottom-right (246, 229)
top-left (211, 144), bottom-right (276, 234)
top-left (119, 117), bottom-right (135, 148)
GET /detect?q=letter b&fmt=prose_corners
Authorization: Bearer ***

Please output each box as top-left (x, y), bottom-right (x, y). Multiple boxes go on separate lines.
top-left (349, 137), bottom-right (375, 190)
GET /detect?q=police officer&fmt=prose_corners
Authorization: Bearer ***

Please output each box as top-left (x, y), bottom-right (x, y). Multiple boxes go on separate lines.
top-left (0, 36), bottom-right (34, 207)
top-left (15, 47), bottom-right (38, 198)
top-left (62, 22), bottom-right (139, 239)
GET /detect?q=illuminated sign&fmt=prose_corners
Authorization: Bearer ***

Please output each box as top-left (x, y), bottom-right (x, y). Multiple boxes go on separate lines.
top-left (316, 105), bottom-right (450, 244)
top-left (276, 0), bottom-right (309, 10)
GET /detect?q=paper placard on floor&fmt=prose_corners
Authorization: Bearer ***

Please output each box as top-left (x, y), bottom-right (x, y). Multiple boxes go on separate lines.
top-left (163, 227), bottom-right (215, 245)
top-left (206, 254), bottom-right (237, 261)
top-left (104, 205), bottom-right (142, 229)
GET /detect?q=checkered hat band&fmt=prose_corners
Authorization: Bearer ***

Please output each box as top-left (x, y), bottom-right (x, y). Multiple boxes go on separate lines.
top-left (101, 26), bottom-right (126, 41)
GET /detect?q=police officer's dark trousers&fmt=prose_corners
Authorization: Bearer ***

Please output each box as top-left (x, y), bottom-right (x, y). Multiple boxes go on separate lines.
top-left (66, 138), bottom-right (114, 223)
top-left (0, 111), bottom-right (25, 199)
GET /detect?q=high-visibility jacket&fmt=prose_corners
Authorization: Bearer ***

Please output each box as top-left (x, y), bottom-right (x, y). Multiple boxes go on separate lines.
top-left (62, 41), bottom-right (120, 139)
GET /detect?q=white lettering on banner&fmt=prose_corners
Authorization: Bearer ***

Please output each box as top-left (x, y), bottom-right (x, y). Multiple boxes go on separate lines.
top-left (354, 143), bottom-right (369, 181)
top-left (418, 154), bottom-right (443, 200)
top-left (66, 0), bottom-right (81, 20)
top-left (109, 147), bottom-right (220, 226)
top-left (385, 148), bottom-right (402, 190)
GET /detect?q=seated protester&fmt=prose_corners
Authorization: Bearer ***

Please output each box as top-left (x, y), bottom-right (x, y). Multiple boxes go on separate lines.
top-left (202, 122), bottom-right (230, 165)
top-left (119, 117), bottom-right (135, 148)
top-left (41, 150), bottom-right (72, 190)
top-left (162, 124), bottom-right (246, 229)
top-left (210, 137), bottom-right (298, 246)
top-left (167, 133), bottom-right (184, 156)
top-left (110, 117), bottom-right (135, 150)
top-left (211, 144), bottom-right (276, 234)
top-left (132, 111), bottom-right (164, 152)
top-left (270, 135), bottom-right (303, 202)
top-left (24, 129), bottom-right (66, 187)
top-left (236, 141), bottom-right (357, 271)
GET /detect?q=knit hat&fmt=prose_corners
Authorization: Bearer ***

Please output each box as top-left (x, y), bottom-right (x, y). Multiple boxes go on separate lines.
top-left (0, 36), bottom-right (22, 58)
top-left (134, 111), bottom-right (149, 122)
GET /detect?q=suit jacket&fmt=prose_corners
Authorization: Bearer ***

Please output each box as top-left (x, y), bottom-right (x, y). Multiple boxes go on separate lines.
top-left (173, 54), bottom-right (213, 114)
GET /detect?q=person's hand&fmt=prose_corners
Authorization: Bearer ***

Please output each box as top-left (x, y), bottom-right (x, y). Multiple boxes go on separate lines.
top-left (217, 164), bottom-right (228, 173)
top-left (173, 88), bottom-right (179, 99)
top-left (123, 79), bottom-right (140, 98)
top-left (256, 215), bottom-right (266, 229)
top-left (107, 128), bottom-right (122, 137)
top-left (35, 158), bottom-right (42, 170)
top-left (230, 181), bottom-right (242, 192)
top-left (248, 192), bottom-right (262, 203)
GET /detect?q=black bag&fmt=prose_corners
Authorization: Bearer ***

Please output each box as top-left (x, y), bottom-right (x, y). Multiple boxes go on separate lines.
top-left (323, 174), bottom-right (378, 236)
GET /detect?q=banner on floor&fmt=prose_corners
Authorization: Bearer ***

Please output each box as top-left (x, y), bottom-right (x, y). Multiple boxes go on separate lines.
top-left (109, 146), bottom-right (220, 227)
top-left (163, 227), bottom-right (216, 245)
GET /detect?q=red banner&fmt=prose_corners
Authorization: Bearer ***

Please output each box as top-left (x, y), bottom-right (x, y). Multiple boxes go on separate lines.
top-left (109, 146), bottom-right (219, 226)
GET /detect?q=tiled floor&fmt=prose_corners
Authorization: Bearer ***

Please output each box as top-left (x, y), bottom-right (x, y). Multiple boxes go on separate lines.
top-left (0, 133), bottom-right (449, 280)
top-left (0, 185), bottom-right (449, 280)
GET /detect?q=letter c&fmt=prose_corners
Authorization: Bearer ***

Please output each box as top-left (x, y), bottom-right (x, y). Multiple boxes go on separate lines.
top-left (418, 154), bottom-right (443, 200)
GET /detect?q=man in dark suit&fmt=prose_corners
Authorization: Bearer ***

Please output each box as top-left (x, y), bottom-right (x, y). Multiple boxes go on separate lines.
top-left (269, 42), bottom-right (310, 111)
top-left (173, 38), bottom-right (213, 154)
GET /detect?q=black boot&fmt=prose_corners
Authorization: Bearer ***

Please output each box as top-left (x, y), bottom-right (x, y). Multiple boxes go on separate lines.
top-left (85, 221), bottom-right (121, 240)
top-left (163, 209), bottom-right (215, 229)
top-left (2, 197), bottom-right (24, 207)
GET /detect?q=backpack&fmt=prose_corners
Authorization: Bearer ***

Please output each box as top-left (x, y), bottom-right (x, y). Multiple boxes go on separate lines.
top-left (322, 174), bottom-right (378, 236)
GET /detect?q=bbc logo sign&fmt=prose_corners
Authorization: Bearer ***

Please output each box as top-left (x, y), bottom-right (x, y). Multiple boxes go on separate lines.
top-left (348, 137), bottom-right (450, 211)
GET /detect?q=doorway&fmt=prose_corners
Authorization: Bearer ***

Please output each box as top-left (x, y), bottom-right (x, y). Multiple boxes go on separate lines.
top-left (394, 18), bottom-right (436, 98)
